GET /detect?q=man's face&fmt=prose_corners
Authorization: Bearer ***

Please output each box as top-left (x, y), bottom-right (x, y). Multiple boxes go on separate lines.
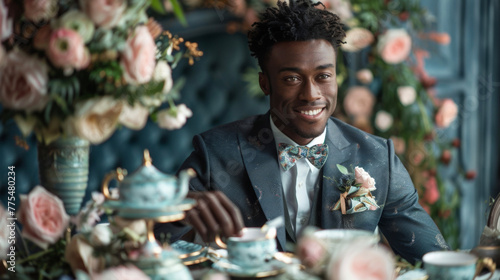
top-left (259, 39), bottom-right (338, 145)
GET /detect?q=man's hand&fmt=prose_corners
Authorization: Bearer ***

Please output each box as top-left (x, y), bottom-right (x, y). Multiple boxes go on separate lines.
top-left (185, 191), bottom-right (244, 243)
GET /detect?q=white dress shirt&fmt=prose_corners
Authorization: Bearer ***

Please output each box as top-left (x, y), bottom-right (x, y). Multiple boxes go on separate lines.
top-left (270, 117), bottom-right (326, 236)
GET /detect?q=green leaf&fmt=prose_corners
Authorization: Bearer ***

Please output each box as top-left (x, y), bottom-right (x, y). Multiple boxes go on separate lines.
top-left (149, 0), bottom-right (166, 14)
top-left (337, 164), bottom-right (349, 175)
top-left (170, 0), bottom-right (187, 26)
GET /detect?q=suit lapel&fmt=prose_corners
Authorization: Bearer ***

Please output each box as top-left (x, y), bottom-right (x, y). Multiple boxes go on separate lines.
top-left (237, 113), bottom-right (289, 250)
top-left (319, 119), bottom-right (358, 229)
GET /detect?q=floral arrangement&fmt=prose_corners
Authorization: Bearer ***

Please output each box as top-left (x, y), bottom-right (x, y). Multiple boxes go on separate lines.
top-left (0, 185), bottom-right (151, 279)
top-left (327, 0), bottom-right (464, 248)
top-left (0, 0), bottom-right (202, 145)
top-left (331, 164), bottom-right (379, 214)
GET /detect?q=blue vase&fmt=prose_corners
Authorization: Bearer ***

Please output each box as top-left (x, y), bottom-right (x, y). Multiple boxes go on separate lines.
top-left (37, 136), bottom-right (90, 215)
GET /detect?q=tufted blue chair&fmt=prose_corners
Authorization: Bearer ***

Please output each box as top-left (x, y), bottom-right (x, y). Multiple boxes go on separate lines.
top-left (0, 9), bottom-right (269, 208)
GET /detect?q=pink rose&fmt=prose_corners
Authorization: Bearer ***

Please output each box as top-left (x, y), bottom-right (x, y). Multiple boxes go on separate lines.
top-left (341, 28), bottom-right (374, 52)
top-left (435, 99), bottom-right (458, 128)
top-left (24, 0), bottom-right (58, 22)
top-left (157, 104), bottom-right (193, 130)
top-left (0, 204), bottom-right (9, 259)
top-left (390, 136), bottom-right (406, 155)
top-left (377, 29), bottom-right (412, 64)
top-left (119, 102), bottom-right (149, 130)
top-left (343, 86), bottom-right (375, 118)
top-left (355, 166), bottom-right (376, 191)
top-left (375, 110), bottom-right (393, 132)
top-left (0, 0), bottom-right (12, 41)
top-left (356, 69), bottom-right (373, 84)
top-left (17, 186), bottom-right (70, 249)
top-left (424, 177), bottom-right (439, 204)
top-left (47, 28), bottom-right (90, 73)
top-left (397, 86), bottom-right (417, 106)
top-left (0, 50), bottom-right (50, 112)
top-left (327, 240), bottom-right (394, 280)
top-left (121, 25), bottom-right (156, 85)
top-left (80, 0), bottom-right (126, 29)
top-left (92, 265), bottom-right (151, 280)
top-left (297, 235), bottom-right (328, 272)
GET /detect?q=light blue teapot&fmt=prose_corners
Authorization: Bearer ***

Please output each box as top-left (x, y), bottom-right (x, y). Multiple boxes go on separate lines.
top-left (101, 149), bottom-right (195, 208)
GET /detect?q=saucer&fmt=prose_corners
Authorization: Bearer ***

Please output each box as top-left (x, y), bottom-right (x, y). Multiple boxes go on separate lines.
top-left (212, 257), bottom-right (289, 278)
top-left (102, 198), bottom-right (195, 219)
top-left (170, 240), bottom-right (210, 266)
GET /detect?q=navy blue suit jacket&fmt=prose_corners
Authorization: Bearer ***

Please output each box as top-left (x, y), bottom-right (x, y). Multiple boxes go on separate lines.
top-left (156, 113), bottom-right (449, 263)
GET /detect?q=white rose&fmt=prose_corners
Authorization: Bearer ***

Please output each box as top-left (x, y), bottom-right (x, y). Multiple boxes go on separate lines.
top-left (374, 110), bottom-right (393, 132)
top-left (119, 102), bottom-right (149, 130)
top-left (397, 86), bottom-right (417, 106)
top-left (153, 60), bottom-right (173, 94)
top-left (90, 224), bottom-right (112, 246)
top-left (68, 97), bottom-right (123, 144)
top-left (157, 104), bottom-right (193, 130)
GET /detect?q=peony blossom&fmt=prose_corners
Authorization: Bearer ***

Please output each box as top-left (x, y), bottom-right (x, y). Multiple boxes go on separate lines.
top-left (377, 29), bottom-right (412, 64)
top-left (47, 28), bottom-right (90, 74)
top-left (356, 69), bottom-right (373, 84)
top-left (17, 186), bottom-right (70, 249)
top-left (0, 204), bottom-right (9, 259)
top-left (58, 10), bottom-right (95, 43)
top-left (0, 0), bottom-right (12, 41)
top-left (375, 110), bottom-right (393, 132)
top-left (341, 28), bottom-right (374, 52)
top-left (435, 99), bottom-right (458, 128)
top-left (327, 240), bottom-right (395, 280)
top-left (0, 50), bottom-right (50, 112)
top-left (121, 25), bottom-right (156, 85)
top-left (68, 97), bottom-right (123, 144)
top-left (65, 234), bottom-right (105, 275)
top-left (157, 104), bottom-right (193, 130)
top-left (343, 86), bottom-right (375, 118)
top-left (424, 177), bottom-right (440, 204)
top-left (90, 224), bottom-right (112, 246)
top-left (397, 86), bottom-right (417, 106)
top-left (80, 0), bottom-right (126, 29)
top-left (92, 265), bottom-right (151, 280)
top-left (23, 0), bottom-right (58, 22)
top-left (355, 167), bottom-right (376, 191)
top-left (119, 102), bottom-right (149, 130)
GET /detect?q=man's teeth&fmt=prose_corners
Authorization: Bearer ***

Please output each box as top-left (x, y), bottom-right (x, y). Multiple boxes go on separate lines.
top-left (301, 109), bottom-right (322, 116)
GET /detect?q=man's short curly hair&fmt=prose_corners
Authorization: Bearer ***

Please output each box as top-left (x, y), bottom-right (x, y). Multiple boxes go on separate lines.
top-left (248, 0), bottom-right (346, 71)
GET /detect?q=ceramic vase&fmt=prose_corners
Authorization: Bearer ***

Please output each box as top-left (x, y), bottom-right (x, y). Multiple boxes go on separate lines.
top-left (37, 136), bottom-right (90, 215)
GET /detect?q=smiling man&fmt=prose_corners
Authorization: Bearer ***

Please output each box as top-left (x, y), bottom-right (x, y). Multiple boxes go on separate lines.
top-left (155, 0), bottom-right (449, 263)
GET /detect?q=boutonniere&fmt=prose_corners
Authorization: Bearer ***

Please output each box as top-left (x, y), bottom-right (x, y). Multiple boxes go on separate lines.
top-left (333, 164), bottom-right (379, 214)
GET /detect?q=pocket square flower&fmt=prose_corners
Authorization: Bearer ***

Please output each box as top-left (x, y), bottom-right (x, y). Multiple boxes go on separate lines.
top-left (333, 164), bottom-right (379, 214)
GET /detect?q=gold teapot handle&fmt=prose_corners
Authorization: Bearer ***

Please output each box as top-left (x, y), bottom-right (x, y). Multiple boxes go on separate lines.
top-left (474, 257), bottom-right (496, 280)
top-left (101, 168), bottom-right (127, 201)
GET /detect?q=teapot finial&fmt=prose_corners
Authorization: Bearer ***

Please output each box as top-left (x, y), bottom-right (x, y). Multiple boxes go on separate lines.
top-left (143, 149), bottom-right (152, 166)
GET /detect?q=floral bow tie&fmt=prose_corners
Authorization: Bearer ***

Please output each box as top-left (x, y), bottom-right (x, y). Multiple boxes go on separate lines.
top-left (278, 143), bottom-right (329, 171)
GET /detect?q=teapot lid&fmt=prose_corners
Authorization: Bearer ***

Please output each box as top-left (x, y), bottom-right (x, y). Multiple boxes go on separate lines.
top-left (122, 150), bottom-right (174, 184)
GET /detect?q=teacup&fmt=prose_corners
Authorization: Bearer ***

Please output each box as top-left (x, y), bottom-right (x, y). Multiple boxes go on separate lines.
top-left (215, 227), bottom-right (278, 268)
top-left (423, 251), bottom-right (495, 280)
